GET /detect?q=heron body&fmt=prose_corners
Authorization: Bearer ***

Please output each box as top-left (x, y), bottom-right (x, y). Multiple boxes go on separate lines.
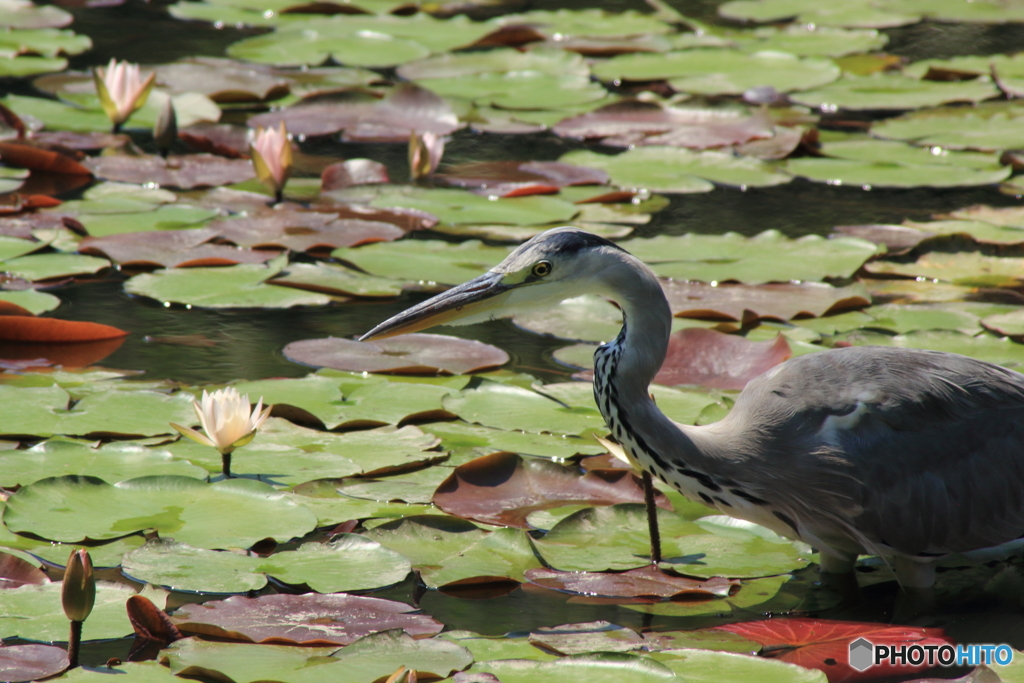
top-left (362, 227), bottom-right (1024, 588)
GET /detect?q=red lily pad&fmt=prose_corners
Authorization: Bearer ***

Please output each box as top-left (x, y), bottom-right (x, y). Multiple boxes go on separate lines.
top-left (83, 154), bottom-right (255, 189)
top-left (553, 101), bottom-right (773, 149)
top-left (653, 328), bottom-right (791, 390)
top-left (0, 552), bottom-right (47, 589)
top-left (127, 594), bottom-right (183, 661)
top-left (0, 141), bottom-right (91, 175)
top-left (284, 334), bottom-right (509, 375)
top-left (0, 644), bottom-right (69, 683)
top-left (434, 161), bottom-right (608, 198)
top-left (209, 209), bottom-right (403, 252)
top-left (321, 159), bottom-right (390, 190)
top-left (170, 593), bottom-right (443, 646)
top-left (524, 565), bottom-right (738, 599)
top-left (249, 83), bottom-right (460, 141)
top-left (79, 228), bottom-right (280, 268)
top-left (179, 123), bottom-right (250, 158)
top-left (718, 619), bottom-right (954, 683)
top-left (663, 281), bottom-right (871, 323)
top-left (0, 316), bottom-right (128, 342)
top-left (432, 451), bottom-right (671, 528)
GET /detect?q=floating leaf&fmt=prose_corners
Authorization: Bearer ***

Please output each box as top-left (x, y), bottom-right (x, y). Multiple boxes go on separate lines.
top-left (0, 316), bottom-right (127, 343)
top-left (84, 154), bottom-right (255, 190)
top-left (0, 551), bottom-right (47, 589)
top-left (122, 539), bottom-right (269, 593)
top-left (524, 566), bottom-right (738, 599)
top-left (735, 25), bottom-right (888, 57)
top-left (0, 643), bottom-right (68, 683)
top-left (864, 251), bottom-right (1024, 286)
top-left (80, 229), bottom-right (277, 268)
top-left (0, 581), bottom-right (157, 642)
top-left (625, 231), bottom-right (879, 283)
top-left (171, 593), bottom-right (442, 645)
top-left (663, 281), bottom-right (870, 322)
top-left (718, 0), bottom-right (919, 28)
top-left (873, 100), bottom-right (1024, 152)
top-left (472, 652), bottom-right (682, 683)
top-left (593, 49), bottom-right (841, 96)
top-left (3, 475), bottom-right (318, 547)
top-left (0, 141), bottom-right (91, 175)
top-left (125, 261), bottom-right (334, 308)
top-left (653, 328), bottom-right (792, 390)
top-left (0, 253), bottom-right (109, 281)
top-left (268, 262), bottom-right (403, 298)
top-left (284, 334), bottom-right (509, 375)
top-left (792, 72), bottom-right (1000, 111)
top-left (442, 381), bottom-right (606, 436)
top-left (432, 451), bottom-right (670, 528)
top-left (718, 619), bottom-right (953, 683)
top-left (331, 239), bottom-right (510, 285)
top-left (653, 648), bottom-right (828, 683)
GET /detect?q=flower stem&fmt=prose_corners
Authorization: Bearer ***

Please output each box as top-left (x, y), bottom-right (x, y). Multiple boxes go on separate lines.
top-left (273, 188), bottom-right (283, 204)
top-left (222, 451), bottom-right (232, 478)
top-left (67, 620), bottom-right (83, 668)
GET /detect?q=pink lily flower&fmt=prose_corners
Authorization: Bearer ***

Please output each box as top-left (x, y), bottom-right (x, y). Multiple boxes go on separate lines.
top-left (93, 59), bottom-right (156, 132)
top-left (250, 122), bottom-right (293, 203)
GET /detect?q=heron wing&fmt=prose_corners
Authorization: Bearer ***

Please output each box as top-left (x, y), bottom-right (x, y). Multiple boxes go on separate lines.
top-left (724, 346), bottom-right (1024, 556)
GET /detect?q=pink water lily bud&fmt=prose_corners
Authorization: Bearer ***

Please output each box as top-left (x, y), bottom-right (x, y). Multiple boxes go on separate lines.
top-left (93, 59), bottom-right (156, 131)
top-left (62, 549), bottom-right (95, 624)
top-left (250, 122), bottom-right (293, 202)
top-left (408, 131), bottom-right (445, 180)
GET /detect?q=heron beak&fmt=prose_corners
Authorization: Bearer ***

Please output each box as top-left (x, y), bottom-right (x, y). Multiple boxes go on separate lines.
top-left (360, 271), bottom-right (512, 341)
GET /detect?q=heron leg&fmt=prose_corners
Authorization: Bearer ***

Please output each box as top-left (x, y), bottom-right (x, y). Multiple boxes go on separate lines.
top-left (895, 557), bottom-right (936, 589)
top-left (818, 551), bottom-right (857, 575)
top-left (641, 471), bottom-right (662, 564)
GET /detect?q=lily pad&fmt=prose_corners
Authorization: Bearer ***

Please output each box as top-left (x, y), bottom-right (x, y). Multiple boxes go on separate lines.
top-left (422, 421), bottom-right (605, 459)
top-left (561, 148), bottom-right (791, 192)
top-left (664, 280), bottom-right (870, 321)
top-left (125, 260), bottom-right (335, 308)
top-left (872, 101), bottom-right (1024, 151)
top-left (84, 154), bottom-right (255, 190)
top-left (0, 0), bottom-right (72, 30)
top-left (284, 334), bottom-right (508, 375)
top-left (3, 475), bottom-right (318, 547)
top-left (593, 49), bottom-right (840, 96)
top-left (0, 643), bottom-right (68, 683)
top-left (432, 451), bottom-right (669, 528)
top-left (792, 73), bottom-right (1000, 111)
top-left (0, 253), bottom-right (109, 281)
top-left (864, 251), bottom-right (1024, 287)
top-left (269, 262), bottom-right (404, 298)
top-left (718, 0), bottom-right (919, 28)
top-left (331, 239), bottom-right (510, 285)
top-left (625, 231), bottom-right (879, 283)
top-left (524, 566), bottom-right (738, 599)
top-left (170, 593), bottom-right (442, 645)
top-left (735, 25), bottom-right (887, 57)
top-left (652, 328), bottom-right (792, 390)
top-left (442, 380), bottom-right (606, 436)
top-left (210, 210), bottom-right (403, 251)
top-left (0, 440), bottom-right (208, 486)
top-left (80, 229), bottom-right (278, 268)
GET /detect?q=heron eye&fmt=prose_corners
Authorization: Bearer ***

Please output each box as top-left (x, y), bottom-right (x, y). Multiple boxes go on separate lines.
top-left (532, 261), bottom-right (552, 277)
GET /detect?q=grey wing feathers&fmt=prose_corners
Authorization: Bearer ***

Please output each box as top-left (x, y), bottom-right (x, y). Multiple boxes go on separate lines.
top-left (728, 346), bottom-right (1024, 556)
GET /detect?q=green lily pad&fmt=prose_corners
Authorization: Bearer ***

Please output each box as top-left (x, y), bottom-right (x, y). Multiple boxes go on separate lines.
top-left (0, 385), bottom-right (195, 438)
top-left (887, 330), bottom-right (1024, 369)
top-left (268, 262), bottom-right (404, 298)
top-left (487, 8), bottom-right (676, 40)
top-left (0, 54), bottom-right (65, 77)
top-left (331, 239), bottom-right (511, 285)
top-left (735, 25), bottom-right (887, 57)
top-left (399, 47), bottom-right (590, 81)
top-left (718, 0), bottom-right (920, 28)
top-left (440, 630), bottom-right (556, 663)
top-left (792, 73), bottom-right (1000, 111)
top-left (859, 303), bottom-right (982, 334)
top-left (872, 101), bottom-right (1024, 152)
top-left (0, 582), bottom-right (163, 642)
top-left (592, 49), bottom-right (840, 96)
top-left (864, 251), bottom-right (1024, 287)
top-left (350, 186), bottom-right (580, 227)
top-left (3, 476), bottom-right (318, 547)
top-left (654, 648), bottom-right (827, 683)
top-left (29, 535), bottom-right (147, 569)
top-left (264, 534), bottom-right (411, 592)
top-left (0, 0), bottom-right (72, 30)
top-left (471, 652), bottom-right (679, 683)
top-left (122, 539), bottom-right (269, 593)
top-left (0, 236), bottom-right (43, 262)
top-left (0, 253), bottom-right (110, 281)
top-left (624, 231), bottom-right (879, 283)
top-left (50, 661), bottom-right (184, 682)
top-left (125, 260), bottom-right (334, 308)
top-left (785, 156), bottom-right (1010, 188)
top-left (0, 28), bottom-right (91, 58)
top-left (0, 440), bottom-right (208, 486)
top-left (421, 421), bottom-right (605, 459)
top-left (0, 289), bottom-right (60, 315)
top-left (562, 148), bottom-right (790, 193)
top-left (442, 380), bottom-right (606, 436)
top-left (74, 204), bottom-right (219, 237)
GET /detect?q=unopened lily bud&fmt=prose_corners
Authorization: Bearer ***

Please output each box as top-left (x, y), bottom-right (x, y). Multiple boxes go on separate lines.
top-left (154, 97), bottom-right (177, 158)
top-left (408, 131), bottom-right (444, 180)
top-left (250, 122), bottom-right (292, 201)
top-left (62, 549), bottom-right (95, 623)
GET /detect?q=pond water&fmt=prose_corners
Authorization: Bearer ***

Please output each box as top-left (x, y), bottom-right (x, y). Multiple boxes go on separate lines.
top-left (5, 0), bottom-right (1024, 678)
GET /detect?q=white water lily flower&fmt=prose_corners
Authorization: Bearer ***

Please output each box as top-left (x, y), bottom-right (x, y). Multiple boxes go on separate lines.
top-left (250, 122), bottom-right (293, 202)
top-left (93, 58), bottom-right (156, 130)
top-left (172, 388), bottom-right (271, 477)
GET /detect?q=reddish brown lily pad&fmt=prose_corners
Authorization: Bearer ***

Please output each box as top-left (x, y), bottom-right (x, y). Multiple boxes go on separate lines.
top-left (432, 451), bottom-right (671, 528)
top-left (524, 566), bottom-right (738, 599)
top-left (662, 280), bottom-right (871, 323)
top-left (179, 123), bottom-right (250, 158)
top-left (249, 83), bottom-right (460, 142)
top-left (832, 223), bottom-right (931, 255)
top-left (0, 552), bottom-right (48, 589)
top-left (0, 316), bottom-right (128, 342)
top-left (718, 619), bottom-right (954, 683)
top-left (0, 644), bottom-right (69, 683)
top-left (32, 130), bottom-right (129, 151)
top-left (0, 141), bottom-right (91, 175)
top-left (170, 593), bottom-right (443, 646)
top-left (83, 154), bottom-right (255, 189)
top-left (209, 209), bottom-right (403, 252)
top-left (284, 334), bottom-right (509, 375)
top-left (652, 328), bottom-right (791, 390)
top-left (434, 161), bottom-right (608, 198)
top-left (314, 201), bottom-right (438, 233)
top-left (321, 159), bottom-right (390, 190)
top-left (553, 101), bottom-right (773, 150)
top-left (154, 58), bottom-right (291, 103)
top-left (127, 594), bottom-right (183, 661)
top-left (80, 228), bottom-right (280, 268)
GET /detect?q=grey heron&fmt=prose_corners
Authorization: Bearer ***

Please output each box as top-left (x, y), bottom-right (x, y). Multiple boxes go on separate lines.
top-left (361, 226), bottom-right (1024, 589)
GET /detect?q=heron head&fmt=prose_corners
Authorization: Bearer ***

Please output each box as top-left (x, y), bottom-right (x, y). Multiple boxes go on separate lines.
top-left (360, 226), bottom-right (625, 341)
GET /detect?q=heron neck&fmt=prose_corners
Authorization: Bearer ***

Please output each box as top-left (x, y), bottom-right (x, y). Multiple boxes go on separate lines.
top-left (594, 253), bottom-right (716, 471)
